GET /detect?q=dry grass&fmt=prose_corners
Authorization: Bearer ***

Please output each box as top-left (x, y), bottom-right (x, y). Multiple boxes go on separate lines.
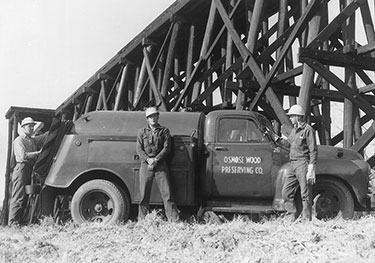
top-left (1, 212), bottom-right (375, 263)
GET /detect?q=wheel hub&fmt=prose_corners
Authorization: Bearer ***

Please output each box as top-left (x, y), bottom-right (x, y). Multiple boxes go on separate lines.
top-left (94, 203), bottom-right (104, 213)
top-left (316, 195), bottom-right (333, 213)
top-left (314, 191), bottom-right (340, 219)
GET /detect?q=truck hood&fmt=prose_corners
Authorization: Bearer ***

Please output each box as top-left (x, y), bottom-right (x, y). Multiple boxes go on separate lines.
top-left (317, 145), bottom-right (363, 160)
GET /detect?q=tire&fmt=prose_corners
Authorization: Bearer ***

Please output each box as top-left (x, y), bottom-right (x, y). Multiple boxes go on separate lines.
top-left (71, 179), bottom-right (130, 225)
top-left (313, 177), bottom-right (354, 220)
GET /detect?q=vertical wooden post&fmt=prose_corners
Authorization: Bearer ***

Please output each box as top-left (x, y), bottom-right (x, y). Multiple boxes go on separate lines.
top-left (174, 52), bottom-right (180, 92)
top-left (236, 0), bottom-right (264, 110)
top-left (114, 64), bottom-right (130, 111)
top-left (341, 0), bottom-right (357, 148)
top-left (299, 3), bottom-right (322, 119)
top-left (157, 52), bottom-right (166, 95)
top-left (261, 20), bottom-right (270, 74)
top-left (84, 93), bottom-right (94, 114)
top-left (134, 45), bottom-right (152, 106)
top-left (73, 104), bottom-right (81, 121)
top-left (206, 56), bottom-right (213, 107)
top-left (192, 0), bottom-right (216, 101)
top-left (360, 0), bottom-right (375, 57)
top-left (0, 117), bottom-right (14, 225)
top-left (224, 0), bottom-right (235, 104)
top-left (321, 1), bottom-right (331, 145)
top-left (96, 79), bottom-right (108, 111)
top-left (277, 0), bottom-right (288, 56)
top-left (358, 0), bottom-right (375, 153)
top-left (161, 20), bottom-right (180, 97)
top-left (134, 66), bottom-right (140, 98)
top-left (273, 0), bottom-right (288, 134)
top-left (184, 24), bottom-right (195, 107)
top-left (299, 0), bottom-right (308, 47)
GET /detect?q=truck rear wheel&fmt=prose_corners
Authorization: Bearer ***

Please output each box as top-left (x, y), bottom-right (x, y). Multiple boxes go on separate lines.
top-left (71, 179), bottom-right (130, 224)
top-left (313, 178), bottom-right (354, 220)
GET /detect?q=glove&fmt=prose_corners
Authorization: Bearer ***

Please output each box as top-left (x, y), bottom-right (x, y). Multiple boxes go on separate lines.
top-left (265, 127), bottom-right (279, 142)
top-left (148, 163), bottom-right (155, 171)
top-left (147, 158), bottom-right (157, 171)
top-left (306, 164), bottom-right (316, 185)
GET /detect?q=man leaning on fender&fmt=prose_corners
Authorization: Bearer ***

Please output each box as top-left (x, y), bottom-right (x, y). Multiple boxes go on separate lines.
top-left (9, 117), bottom-right (48, 226)
top-left (274, 105), bottom-right (317, 221)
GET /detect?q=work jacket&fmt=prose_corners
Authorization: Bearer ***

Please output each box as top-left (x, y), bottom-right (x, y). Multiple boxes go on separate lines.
top-left (136, 124), bottom-right (171, 163)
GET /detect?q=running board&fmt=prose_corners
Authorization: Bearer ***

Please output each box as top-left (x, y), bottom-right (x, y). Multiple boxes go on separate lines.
top-left (206, 201), bottom-right (274, 214)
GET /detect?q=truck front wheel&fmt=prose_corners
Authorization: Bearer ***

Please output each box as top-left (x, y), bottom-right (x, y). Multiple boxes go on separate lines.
top-left (313, 178), bottom-right (354, 220)
top-left (71, 179), bottom-right (130, 224)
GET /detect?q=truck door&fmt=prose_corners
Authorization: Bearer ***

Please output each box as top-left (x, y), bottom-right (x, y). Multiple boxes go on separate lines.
top-left (209, 116), bottom-right (275, 198)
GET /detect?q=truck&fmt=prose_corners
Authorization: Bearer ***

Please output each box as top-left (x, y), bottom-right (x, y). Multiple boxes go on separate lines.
top-left (39, 109), bottom-right (371, 224)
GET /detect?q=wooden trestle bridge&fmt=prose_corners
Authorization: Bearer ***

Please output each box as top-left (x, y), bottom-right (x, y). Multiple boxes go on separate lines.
top-left (54, 0), bottom-right (375, 163)
top-left (2, 0), bottom-right (375, 223)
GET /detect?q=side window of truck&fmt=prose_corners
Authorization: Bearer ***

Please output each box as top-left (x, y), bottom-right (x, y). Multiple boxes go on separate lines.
top-left (218, 118), bottom-right (262, 142)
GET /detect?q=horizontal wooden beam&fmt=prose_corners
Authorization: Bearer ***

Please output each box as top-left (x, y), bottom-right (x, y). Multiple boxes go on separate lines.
top-left (299, 48), bottom-right (375, 70)
top-left (271, 66), bottom-right (303, 83)
top-left (359, 83), bottom-right (375, 94)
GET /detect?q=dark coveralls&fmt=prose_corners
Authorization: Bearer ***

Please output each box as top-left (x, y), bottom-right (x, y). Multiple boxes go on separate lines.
top-left (136, 124), bottom-right (179, 221)
top-left (279, 122), bottom-right (317, 220)
top-left (9, 133), bottom-right (46, 225)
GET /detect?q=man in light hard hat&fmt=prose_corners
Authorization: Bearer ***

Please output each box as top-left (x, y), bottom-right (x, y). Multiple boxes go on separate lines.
top-left (136, 107), bottom-right (179, 221)
top-left (9, 117), bottom-right (48, 226)
top-left (276, 105), bottom-right (317, 221)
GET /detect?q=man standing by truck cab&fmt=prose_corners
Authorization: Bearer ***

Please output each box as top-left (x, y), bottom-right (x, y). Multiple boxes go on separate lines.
top-left (136, 107), bottom-right (179, 222)
top-left (276, 105), bottom-right (317, 221)
top-left (9, 117), bottom-right (47, 226)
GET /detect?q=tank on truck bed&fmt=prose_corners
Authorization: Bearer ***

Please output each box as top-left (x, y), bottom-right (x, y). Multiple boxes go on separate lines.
top-left (44, 111), bottom-right (205, 224)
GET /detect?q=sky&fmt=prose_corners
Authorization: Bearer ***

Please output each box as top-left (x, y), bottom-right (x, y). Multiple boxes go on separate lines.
top-left (0, 0), bottom-right (175, 203)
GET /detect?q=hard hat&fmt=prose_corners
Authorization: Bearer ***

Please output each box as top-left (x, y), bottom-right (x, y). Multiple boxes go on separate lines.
top-left (145, 107), bottom-right (159, 118)
top-left (21, 117), bottom-right (36, 127)
top-left (287, 104), bottom-right (305, 116)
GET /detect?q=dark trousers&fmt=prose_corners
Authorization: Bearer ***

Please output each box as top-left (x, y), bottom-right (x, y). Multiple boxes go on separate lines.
top-left (282, 159), bottom-right (312, 220)
top-left (9, 163), bottom-right (32, 225)
top-left (138, 161), bottom-right (179, 221)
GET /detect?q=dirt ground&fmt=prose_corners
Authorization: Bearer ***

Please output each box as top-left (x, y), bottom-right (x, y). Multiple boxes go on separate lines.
top-left (1, 212), bottom-right (375, 263)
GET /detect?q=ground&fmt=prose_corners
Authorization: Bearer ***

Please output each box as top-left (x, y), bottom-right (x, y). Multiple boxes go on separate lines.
top-left (1, 212), bottom-right (375, 263)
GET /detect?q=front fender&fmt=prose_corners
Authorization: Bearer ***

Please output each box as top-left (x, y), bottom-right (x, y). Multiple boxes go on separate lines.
top-left (272, 158), bottom-right (370, 210)
top-left (317, 158), bottom-right (369, 208)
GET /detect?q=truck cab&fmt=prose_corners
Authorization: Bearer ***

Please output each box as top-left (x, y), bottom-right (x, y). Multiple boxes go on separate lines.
top-left (200, 111), bottom-right (289, 214)
top-left (201, 111), bottom-right (370, 219)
